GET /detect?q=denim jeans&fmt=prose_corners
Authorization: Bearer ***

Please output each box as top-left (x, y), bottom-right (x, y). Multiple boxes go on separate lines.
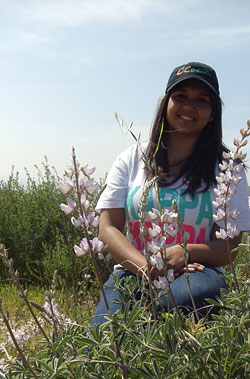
top-left (91, 266), bottom-right (227, 327)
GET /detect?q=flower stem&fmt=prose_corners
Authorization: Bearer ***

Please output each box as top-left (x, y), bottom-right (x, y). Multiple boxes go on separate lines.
top-left (0, 244), bottom-right (50, 344)
top-left (0, 299), bottom-right (39, 379)
top-left (72, 148), bottom-right (110, 314)
top-left (226, 238), bottom-right (240, 292)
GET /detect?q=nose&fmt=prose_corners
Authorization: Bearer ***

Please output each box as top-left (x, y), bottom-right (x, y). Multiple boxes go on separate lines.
top-left (183, 98), bottom-right (196, 109)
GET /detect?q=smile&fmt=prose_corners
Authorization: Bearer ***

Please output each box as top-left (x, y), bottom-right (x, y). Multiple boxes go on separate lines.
top-left (179, 115), bottom-right (195, 121)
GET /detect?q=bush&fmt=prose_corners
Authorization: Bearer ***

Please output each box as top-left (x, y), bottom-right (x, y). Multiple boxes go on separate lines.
top-left (0, 160), bottom-right (107, 288)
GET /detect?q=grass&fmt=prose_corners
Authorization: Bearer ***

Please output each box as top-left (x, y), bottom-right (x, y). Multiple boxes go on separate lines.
top-left (0, 283), bottom-right (97, 363)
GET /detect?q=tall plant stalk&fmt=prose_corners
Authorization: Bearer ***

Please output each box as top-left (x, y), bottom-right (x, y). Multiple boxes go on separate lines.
top-left (0, 299), bottom-right (38, 379)
top-left (0, 244), bottom-right (50, 344)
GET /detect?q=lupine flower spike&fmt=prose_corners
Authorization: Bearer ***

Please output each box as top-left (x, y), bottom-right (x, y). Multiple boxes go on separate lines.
top-left (59, 148), bottom-right (110, 314)
top-left (213, 119), bottom-right (250, 291)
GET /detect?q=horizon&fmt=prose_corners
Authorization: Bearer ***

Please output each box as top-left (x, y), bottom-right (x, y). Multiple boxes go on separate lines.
top-left (0, 0), bottom-right (250, 183)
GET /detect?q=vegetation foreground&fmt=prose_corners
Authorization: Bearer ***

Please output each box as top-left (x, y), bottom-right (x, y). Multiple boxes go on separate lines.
top-left (0, 122), bottom-right (250, 378)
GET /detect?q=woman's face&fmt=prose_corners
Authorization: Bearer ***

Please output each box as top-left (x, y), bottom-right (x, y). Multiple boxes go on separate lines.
top-left (166, 79), bottom-right (213, 137)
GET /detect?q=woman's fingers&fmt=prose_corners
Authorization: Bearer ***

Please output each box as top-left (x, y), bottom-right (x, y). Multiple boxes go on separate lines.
top-left (186, 263), bottom-right (205, 271)
top-left (176, 263), bottom-right (205, 275)
top-left (151, 263), bottom-right (205, 279)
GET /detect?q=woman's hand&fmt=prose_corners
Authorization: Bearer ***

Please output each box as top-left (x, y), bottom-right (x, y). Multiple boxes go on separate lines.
top-left (175, 262), bottom-right (205, 277)
top-left (163, 244), bottom-right (186, 273)
top-left (149, 246), bottom-right (205, 280)
top-left (164, 245), bottom-right (205, 276)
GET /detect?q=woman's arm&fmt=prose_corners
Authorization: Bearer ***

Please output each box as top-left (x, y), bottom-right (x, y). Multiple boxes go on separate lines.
top-left (99, 208), bottom-right (147, 275)
top-left (100, 208), bottom-right (242, 276)
top-left (164, 223), bottom-right (242, 274)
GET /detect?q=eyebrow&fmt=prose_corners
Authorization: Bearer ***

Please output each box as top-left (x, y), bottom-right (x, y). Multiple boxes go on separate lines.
top-left (173, 88), bottom-right (211, 97)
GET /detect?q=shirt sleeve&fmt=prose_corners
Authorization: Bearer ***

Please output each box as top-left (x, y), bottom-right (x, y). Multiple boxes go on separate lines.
top-left (95, 149), bottom-right (129, 212)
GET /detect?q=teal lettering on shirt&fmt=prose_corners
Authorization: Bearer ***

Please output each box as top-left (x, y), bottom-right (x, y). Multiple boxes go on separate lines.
top-left (159, 188), bottom-right (179, 208)
top-left (126, 186), bottom-right (140, 219)
top-left (196, 191), bottom-right (213, 226)
top-left (179, 189), bottom-right (198, 221)
top-left (145, 187), bottom-right (155, 213)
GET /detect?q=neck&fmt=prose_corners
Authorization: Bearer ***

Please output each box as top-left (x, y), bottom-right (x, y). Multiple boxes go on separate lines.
top-left (167, 133), bottom-right (198, 165)
top-left (163, 133), bottom-right (199, 176)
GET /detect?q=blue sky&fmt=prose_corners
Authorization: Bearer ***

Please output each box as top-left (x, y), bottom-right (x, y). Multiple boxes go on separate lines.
top-left (1, 0), bottom-right (250, 183)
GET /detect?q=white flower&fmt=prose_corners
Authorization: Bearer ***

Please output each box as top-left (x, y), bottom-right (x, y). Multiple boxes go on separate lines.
top-left (80, 177), bottom-right (99, 195)
top-left (219, 161), bottom-right (228, 171)
top-left (71, 215), bottom-right (83, 228)
top-left (223, 151), bottom-right (235, 160)
top-left (213, 208), bottom-right (225, 222)
top-left (233, 138), bottom-right (240, 147)
top-left (81, 164), bottom-right (96, 177)
top-left (161, 209), bottom-right (178, 224)
top-left (80, 194), bottom-right (90, 209)
top-left (235, 163), bottom-right (244, 173)
top-left (147, 241), bottom-right (161, 255)
top-left (229, 208), bottom-right (239, 220)
top-left (215, 224), bottom-right (240, 240)
top-left (166, 268), bottom-right (175, 283)
top-left (149, 254), bottom-right (164, 271)
top-left (154, 276), bottom-right (168, 289)
top-left (216, 173), bottom-right (226, 184)
top-left (7, 322), bottom-right (38, 346)
top-left (228, 186), bottom-right (237, 196)
top-left (148, 224), bottom-right (161, 238)
top-left (74, 244), bottom-right (88, 257)
top-left (224, 171), bottom-right (232, 183)
top-left (227, 223), bottom-right (240, 238)
top-left (43, 299), bottom-right (61, 318)
top-left (60, 198), bottom-right (76, 215)
top-left (58, 176), bottom-right (74, 195)
top-left (84, 274), bottom-right (92, 281)
top-left (86, 212), bottom-right (100, 228)
top-left (212, 197), bottom-right (224, 208)
top-left (163, 223), bottom-right (177, 238)
top-left (144, 208), bottom-right (160, 222)
top-left (236, 151), bottom-right (247, 160)
top-left (91, 237), bottom-right (104, 252)
top-left (232, 174), bottom-right (242, 186)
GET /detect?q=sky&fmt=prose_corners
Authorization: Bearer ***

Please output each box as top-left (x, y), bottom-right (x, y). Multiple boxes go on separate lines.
top-left (1, 0), bottom-right (250, 184)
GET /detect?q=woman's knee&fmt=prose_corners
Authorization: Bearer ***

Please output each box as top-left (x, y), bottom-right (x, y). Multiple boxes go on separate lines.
top-left (157, 266), bottom-right (227, 316)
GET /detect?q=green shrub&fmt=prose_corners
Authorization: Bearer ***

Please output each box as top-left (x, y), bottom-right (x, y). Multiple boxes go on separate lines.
top-left (0, 160), bottom-right (107, 288)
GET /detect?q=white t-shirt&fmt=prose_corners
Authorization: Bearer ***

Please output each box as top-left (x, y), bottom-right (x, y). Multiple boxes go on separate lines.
top-left (97, 143), bottom-right (250, 257)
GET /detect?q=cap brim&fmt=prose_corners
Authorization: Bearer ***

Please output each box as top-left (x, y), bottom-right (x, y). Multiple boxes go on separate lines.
top-left (167, 75), bottom-right (219, 96)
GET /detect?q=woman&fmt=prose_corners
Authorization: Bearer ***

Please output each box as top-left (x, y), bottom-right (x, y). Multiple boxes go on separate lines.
top-left (92, 62), bottom-right (250, 325)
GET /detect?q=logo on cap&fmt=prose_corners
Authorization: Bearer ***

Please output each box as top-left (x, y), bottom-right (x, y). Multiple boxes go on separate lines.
top-left (176, 65), bottom-right (212, 77)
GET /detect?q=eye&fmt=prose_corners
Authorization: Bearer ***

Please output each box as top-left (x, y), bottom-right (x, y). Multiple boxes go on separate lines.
top-left (172, 92), bottom-right (186, 100)
top-left (196, 97), bottom-right (210, 104)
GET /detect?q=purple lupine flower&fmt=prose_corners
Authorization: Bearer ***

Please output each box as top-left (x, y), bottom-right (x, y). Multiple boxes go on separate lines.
top-left (58, 175), bottom-right (74, 195)
top-left (60, 198), bottom-right (76, 215)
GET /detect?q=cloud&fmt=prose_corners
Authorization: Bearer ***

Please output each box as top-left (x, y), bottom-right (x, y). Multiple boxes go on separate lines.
top-left (182, 25), bottom-right (250, 51)
top-left (201, 26), bottom-right (250, 37)
top-left (9, 0), bottom-right (186, 26)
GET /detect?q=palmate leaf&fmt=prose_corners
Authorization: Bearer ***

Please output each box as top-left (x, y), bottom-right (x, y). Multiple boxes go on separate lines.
top-left (142, 321), bottom-right (160, 345)
top-left (36, 357), bottom-right (69, 378)
top-left (136, 365), bottom-right (157, 379)
top-left (165, 366), bottom-right (187, 379)
top-left (55, 335), bottom-right (70, 351)
top-left (125, 301), bottom-right (144, 327)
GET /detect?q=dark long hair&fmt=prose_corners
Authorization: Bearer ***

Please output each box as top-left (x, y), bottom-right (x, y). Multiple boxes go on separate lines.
top-left (145, 89), bottom-right (228, 196)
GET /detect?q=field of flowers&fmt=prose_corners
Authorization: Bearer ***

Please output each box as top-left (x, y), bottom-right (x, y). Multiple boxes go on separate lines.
top-left (0, 122), bottom-right (250, 378)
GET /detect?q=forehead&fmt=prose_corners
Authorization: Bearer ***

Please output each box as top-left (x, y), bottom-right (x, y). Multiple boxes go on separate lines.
top-left (171, 79), bottom-right (212, 95)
